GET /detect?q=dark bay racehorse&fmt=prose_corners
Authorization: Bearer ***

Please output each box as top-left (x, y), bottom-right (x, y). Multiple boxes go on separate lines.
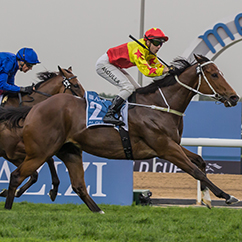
top-left (0, 66), bottom-right (85, 201)
top-left (1, 55), bottom-right (240, 211)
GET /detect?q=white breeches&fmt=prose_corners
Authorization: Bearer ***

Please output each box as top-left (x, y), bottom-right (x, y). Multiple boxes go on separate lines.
top-left (95, 53), bottom-right (140, 100)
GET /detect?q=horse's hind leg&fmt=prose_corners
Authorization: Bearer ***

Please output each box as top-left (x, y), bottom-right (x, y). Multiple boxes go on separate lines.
top-left (181, 147), bottom-right (211, 208)
top-left (57, 147), bottom-right (104, 213)
top-left (46, 158), bottom-right (60, 202)
top-left (5, 157), bottom-right (47, 209)
top-left (0, 172), bottom-right (38, 198)
top-left (1, 158), bottom-right (59, 201)
top-left (15, 171), bottom-right (38, 197)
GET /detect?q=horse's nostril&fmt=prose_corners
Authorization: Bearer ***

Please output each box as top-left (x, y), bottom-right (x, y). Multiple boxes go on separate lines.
top-left (228, 95), bottom-right (239, 106)
top-left (231, 95), bottom-right (239, 102)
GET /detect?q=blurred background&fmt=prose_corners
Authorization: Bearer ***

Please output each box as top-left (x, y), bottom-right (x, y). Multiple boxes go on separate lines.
top-left (1, 0), bottom-right (242, 96)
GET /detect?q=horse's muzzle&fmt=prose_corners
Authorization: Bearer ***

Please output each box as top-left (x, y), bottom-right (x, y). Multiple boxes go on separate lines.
top-left (223, 95), bottom-right (239, 107)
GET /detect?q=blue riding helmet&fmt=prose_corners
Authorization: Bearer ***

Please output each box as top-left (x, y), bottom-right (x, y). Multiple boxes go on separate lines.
top-left (16, 47), bottom-right (40, 64)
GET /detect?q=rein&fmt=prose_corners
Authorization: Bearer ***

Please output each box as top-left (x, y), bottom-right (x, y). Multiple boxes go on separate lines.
top-left (128, 102), bottom-right (184, 116)
top-left (18, 74), bottom-right (78, 106)
top-left (128, 60), bottom-right (218, 117)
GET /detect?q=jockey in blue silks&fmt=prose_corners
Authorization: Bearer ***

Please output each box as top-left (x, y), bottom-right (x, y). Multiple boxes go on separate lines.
top-left (0, 47), bottom-right (40, 95)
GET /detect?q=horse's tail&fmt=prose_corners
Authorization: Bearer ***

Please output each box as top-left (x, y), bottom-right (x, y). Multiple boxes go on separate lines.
top-left (0, 106), bottom-right (32, 129)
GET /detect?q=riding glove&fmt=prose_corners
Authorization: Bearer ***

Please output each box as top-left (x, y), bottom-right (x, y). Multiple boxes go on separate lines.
top-left (20, 86), bottom-right (33, 94)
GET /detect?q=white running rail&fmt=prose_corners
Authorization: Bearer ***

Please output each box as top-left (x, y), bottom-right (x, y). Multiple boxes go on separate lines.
top-left (180, 137), bottom-right (242, 204)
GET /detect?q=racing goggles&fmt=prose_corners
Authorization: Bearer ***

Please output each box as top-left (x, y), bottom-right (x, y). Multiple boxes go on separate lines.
top-left (150, 39), bottom-right (164, 47)
top-left (25, 63), bottom-right (35, 68)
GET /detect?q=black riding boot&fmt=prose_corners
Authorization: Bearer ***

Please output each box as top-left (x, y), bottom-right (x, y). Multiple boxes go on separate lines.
top-left (103, 96), bottom-right (125, 126)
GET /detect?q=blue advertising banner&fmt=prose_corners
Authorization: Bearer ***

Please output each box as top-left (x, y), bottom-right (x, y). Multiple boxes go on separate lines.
top-left (0, 152), bottom-right (133, 206)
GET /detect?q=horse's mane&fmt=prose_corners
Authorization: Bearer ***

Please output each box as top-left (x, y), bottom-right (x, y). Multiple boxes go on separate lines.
top-left (35, 71), bottom-right (59, 90)
top-left (136, 56), bottom-right (195, 94)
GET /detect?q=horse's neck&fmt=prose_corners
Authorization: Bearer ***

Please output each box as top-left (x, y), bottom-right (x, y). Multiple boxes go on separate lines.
top-left (5, 77), bottom-right (63, 107)
top-left (37, 77), bottom-right (62, 95)
top-left (139, 70), bottom-right (198, 115)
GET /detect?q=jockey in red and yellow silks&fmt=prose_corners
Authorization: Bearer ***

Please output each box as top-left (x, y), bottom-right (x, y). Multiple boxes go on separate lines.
top-left (107, 38), bottom-right (165, 77)
top-left (96, 27), bottom-right (169, 126)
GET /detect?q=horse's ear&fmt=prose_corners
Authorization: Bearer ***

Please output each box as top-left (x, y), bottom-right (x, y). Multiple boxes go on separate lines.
top-left (193, 54), bottom-right (199, 62)
top-left (58, 66), bottom-right (64, 75)
top-left (68, 66), bottom-right (72, 71)
top-left (193, 54), bottom-right (202, 63)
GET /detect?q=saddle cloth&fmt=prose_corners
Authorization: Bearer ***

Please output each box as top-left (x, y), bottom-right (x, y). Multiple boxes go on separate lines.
top-left (85, 91), bottom-right (128, 131)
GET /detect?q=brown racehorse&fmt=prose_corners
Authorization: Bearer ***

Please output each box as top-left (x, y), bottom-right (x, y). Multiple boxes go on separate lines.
top-left (1, 55), bottom-right (240, 212)
top-left (0, 66), bottom-right (85, 201)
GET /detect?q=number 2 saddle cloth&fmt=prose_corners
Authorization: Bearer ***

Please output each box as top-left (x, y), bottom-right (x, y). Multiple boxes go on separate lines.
top-left (85, 91), bottom-right (128, 131)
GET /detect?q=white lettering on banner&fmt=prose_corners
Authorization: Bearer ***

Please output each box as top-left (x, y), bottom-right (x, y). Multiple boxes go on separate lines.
top-left (173, 166), bottom-right (182, 173)
top-left (92, 162), bottom-right (107, 197)
top-left (0, 160), bottom-right (11, 183)
top-left (23, 165), bottom-right (47, 195)
top-left (64, 185), bottom-right (78, 196)
top-left (24, 185), bottom-right (46, 195)
top-left (169, 163), bottom-right (174, 173)
top-left (0, 160), bottom-right (106, 197)
top-left (64, 162), bottom-right (106, 197)
top-left (154, 162), bottom-right (163, 171)
top-left (163, 162), bottom-right (167, 173)
top-left (137, 160), bottom-right (181, 173)
top-left (64, 162), bottom-right (91, 196)
top-left (139, 161), bottom-right (149, 172)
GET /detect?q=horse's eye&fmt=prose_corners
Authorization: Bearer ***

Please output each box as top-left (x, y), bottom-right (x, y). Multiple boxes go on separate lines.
top-left (211, 73), bottom-right (218, 78)
top-left (73, 84), bottom-right (80, 88)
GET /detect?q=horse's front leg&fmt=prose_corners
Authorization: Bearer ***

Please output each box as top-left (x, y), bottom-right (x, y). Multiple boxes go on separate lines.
top-left (46, 158), bottom-right (60, 201)
top-left (181, 146), bottom-right (211, 208)
top-left (160, 141), bottom-right (239, 206)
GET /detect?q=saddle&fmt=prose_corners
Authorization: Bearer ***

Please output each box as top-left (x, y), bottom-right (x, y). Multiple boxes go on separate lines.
top-left (85, 91), bottom-right (134, 160)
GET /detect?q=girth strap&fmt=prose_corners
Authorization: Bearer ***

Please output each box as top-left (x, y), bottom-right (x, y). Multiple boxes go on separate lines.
top-left (118, 126), bottom-right (134, 160)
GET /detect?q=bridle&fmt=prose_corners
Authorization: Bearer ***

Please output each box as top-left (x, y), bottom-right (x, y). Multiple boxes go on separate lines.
top-left (62, 75), bottom-right (79, 96)
top-left (18, 74), bottom-right (79, 106)
top-left (128, 60), bottom-right (223, 117)
top-left (174, 61), bottom-right (222, 101)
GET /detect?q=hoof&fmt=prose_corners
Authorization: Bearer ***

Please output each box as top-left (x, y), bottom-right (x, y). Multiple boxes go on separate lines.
top-left (0, 189), bottom-right (8, 197)
top-left (49, 189), bottom-right (57, 202)
top-left (201, 198), bottom-right (212, 209)
top-left (202, 188), bottom-right (212, 209)
top-left (98, 210), bottom-right (105, 214)
top-left (226, 195), bottom-right (240, 205)
top-left (15, 189), bottom-right (21, 198)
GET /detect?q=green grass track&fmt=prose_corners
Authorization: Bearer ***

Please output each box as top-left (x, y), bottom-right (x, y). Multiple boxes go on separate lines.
top-left (0, 202), bottom-right (241, 241)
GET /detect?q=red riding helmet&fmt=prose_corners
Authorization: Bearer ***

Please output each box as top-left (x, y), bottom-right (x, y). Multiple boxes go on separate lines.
top-left (144, 28), bottom-right (168, 41)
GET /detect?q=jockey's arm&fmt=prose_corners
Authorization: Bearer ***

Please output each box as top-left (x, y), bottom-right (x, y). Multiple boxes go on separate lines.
top-left (0, 73), bottom-right (20, 92)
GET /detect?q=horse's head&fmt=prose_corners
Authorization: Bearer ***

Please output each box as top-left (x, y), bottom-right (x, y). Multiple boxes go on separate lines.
top-left (194, 54), bottom-right (239, 107)
top-left (58, 66), bottom-right (85, 97)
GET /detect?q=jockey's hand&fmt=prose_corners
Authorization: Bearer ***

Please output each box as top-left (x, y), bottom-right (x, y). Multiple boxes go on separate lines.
top-left (20, 86), bottom-right (33, 94)
top-left (168, 66), bottom-right (178, 75)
